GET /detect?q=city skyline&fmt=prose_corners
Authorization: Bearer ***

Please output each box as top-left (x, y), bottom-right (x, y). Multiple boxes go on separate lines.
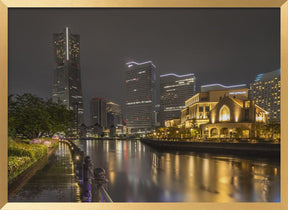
top-left (8, 8), bottom-right (280, 125)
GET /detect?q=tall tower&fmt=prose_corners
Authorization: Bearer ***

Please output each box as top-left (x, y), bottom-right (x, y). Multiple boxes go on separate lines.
top-left (52, 27), bottom-right (84, 126)
top-left (125, 61), bottom-right (158, 133)
top-left (106, 101), bottom-right (122, 128)
top-left (159, 73), bottom-right (196, 126)
top-left (250, 69), bottom-right (280, 122)
top-left (90, 97), bottom-right (107, 129)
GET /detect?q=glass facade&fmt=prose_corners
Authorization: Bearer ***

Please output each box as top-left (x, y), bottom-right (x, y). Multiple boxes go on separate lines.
top-left (106, 101), bottom-right (122, 128)
top-left (159, 73), bottom-right (196, 126)
top-left (250, 69), bottom-right (280, 122)
top-left (125, 61), bottom-right (157, 133)
top-left (52, 27), bottom-right (84, 125)
top-left (90, 97), bottom-right (107, 128)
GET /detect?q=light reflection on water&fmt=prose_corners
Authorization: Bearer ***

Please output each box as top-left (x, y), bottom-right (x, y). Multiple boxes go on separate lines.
top-left (75, 139), bottom-right (280, 202)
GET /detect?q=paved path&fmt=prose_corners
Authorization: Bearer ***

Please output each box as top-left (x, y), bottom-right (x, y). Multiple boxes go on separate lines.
top-left (9, 143), bottom-right (80, 202)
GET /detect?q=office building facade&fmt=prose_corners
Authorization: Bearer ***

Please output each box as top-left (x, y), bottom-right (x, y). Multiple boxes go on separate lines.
top-left (107, 101), bottom-right (122, 128)
top-left (125, 61), bottom-right (158, 133)
top-left (90, 97), bottom-right (107, 128)
top-left (250, 69), bottom-right (280, 122)
top-left (52, 27), bottom-right (84, 125)
top-left (159, 73), bottom-right (196, 126)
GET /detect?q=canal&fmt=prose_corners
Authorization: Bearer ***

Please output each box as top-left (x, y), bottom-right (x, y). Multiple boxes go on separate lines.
top-left (9, 139), bottom-right (280, 202)
top-left (75, 139), bottom-right (280, 202)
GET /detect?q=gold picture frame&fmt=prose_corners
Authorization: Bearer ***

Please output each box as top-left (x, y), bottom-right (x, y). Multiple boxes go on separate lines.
top-left (1, 0), bottom-right (287, 209)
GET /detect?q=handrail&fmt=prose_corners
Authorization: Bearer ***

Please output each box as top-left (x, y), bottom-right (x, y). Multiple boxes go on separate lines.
top-left (99, 185), bottom-right (113, 202)
top-left (60, 139), bottom-right (113, 202)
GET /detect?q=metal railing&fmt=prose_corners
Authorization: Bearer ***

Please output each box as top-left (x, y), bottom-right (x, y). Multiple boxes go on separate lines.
top-left (60, 139), bottom-right (113, 202)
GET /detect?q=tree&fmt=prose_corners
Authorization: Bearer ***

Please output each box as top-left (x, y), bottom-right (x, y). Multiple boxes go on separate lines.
top-left (234, 127), bottom-right (243, 138)
top-left (46, 101), bottom-right (75, 136)
top-left (264, 121), bottom-right (280, 140)
top-left (253, 122), bottom-right (265, 139)
top-left (8, 94), bottom-right (75, 139)
top-left (190, 118), bottom-right (199, 138)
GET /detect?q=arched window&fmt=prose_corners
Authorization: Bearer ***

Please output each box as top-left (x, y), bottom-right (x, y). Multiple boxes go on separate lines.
top-left (210, 128), bottom-right (218, 137)
top-left (219, 105), bottom-right (230, 121)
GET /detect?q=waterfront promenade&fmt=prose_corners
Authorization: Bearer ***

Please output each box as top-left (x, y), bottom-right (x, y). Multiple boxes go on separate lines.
top-left (9, 143), bottom-right (80, 202)
top-left (141, 138), bottom-right (280, 158)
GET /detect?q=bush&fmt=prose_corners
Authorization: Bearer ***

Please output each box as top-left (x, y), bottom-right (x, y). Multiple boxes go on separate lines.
top-left (8, 141), bottom-right (32, 157)
top-left (8, 140), bottom-right (48, 161)
top-left (8, 156), bottom-right (33, 181)
top-left (8, 140), bottom-right (49, 181)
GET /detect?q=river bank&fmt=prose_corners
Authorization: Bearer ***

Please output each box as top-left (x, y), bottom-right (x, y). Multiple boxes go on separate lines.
top-left (8, 138), bottom-right (59, 198)
top-left (9, 143), bottom-right (80, 202)
top-left (141, 138), bottom-right (280, 160)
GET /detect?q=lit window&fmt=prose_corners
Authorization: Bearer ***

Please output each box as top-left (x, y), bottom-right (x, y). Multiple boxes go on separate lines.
top-left (219, 105), bottom-right (230, 122)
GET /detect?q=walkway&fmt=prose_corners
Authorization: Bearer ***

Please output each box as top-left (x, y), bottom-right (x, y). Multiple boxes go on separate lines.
top-left (9, 143), bottom-right (80, 202)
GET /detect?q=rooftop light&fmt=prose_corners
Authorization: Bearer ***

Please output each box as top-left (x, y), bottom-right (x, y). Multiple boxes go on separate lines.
top-left (201, 83), bottom-right (246, 88)
top-left (160, 73), bottom-right (194, 78)
top-left (126, 61), bottom-right (156, 68)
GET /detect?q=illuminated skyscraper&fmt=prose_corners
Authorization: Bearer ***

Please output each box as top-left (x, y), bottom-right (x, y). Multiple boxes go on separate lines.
top-left (125, 61), bottom-right (158, 133)
top-left (250, 69), bottom-right (280, 122)
top-left (52, 27), bottom-right (84, 126)
top-left (90, 97), bottom-right (107, 128)
top-left (159, 73), bottom-right (196, 126)
top-left (107, 101), bottom-right (122, 128)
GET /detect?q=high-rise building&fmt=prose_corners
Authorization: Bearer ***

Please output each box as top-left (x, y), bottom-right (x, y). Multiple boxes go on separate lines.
top-left (159, 73), bottom-right (196, 126)
top-left (107, 101), bottom-right (122, 128)
top-left (52, 27), bottom-right (84, 125)
top-left (250, 69), bottom-right (280, 122)
top-left (125, 61), bottom-right (158, 133)
top-left (90, 97), bottom-right (107, 128)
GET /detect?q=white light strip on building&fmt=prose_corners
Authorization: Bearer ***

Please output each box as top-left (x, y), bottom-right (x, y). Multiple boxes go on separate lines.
top-left (126, 78), bottom-right (137, 82)
top-left (229, 91), bottom-right (247, 95)
top-left (201, 83), bottom-right (246, 88)
top-left (164, 83), bottom-right (191, 88)
top-left (160, 73), bottom-right (194, 78)
top-left (126, 61), bottom-right (156, 68)
top-left (66, 27), bottom-right (69, 61)
top-left (126, 100), bottom-right (152, 105)
top-left (164, 106), bottom-right (185, 111)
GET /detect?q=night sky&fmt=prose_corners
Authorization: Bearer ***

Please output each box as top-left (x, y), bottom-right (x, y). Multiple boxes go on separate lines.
top-left (8, 8), bottom-right (280, 125)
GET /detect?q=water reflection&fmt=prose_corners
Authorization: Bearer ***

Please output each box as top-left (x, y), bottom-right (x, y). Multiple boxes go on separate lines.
top-left (74, 140), bottom-right (280, 202)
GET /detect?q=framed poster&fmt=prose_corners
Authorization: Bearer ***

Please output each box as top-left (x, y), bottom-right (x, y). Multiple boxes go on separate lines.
top-left (1, 0), bottom-right (288, 210)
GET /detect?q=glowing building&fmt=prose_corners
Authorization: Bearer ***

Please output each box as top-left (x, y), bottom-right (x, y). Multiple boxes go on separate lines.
top-left (52, 27), bottom-right (84, 125)
top-left (181, 84), bottom-right (267, 138)
top-left (106, 101), bottom-right (122, 128)
top-left (201, 96), bottom-right (267, 138)
top-left (159, 73), bottom-right (196, 126)
top-left (181, 84), bottom-right (249, 127)
top-left (90, 97), bottom-right (107, 129)
top-left (250, 69), bottom-right (280, 122)
top-left (125, 61), bottom-right (158, 133)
